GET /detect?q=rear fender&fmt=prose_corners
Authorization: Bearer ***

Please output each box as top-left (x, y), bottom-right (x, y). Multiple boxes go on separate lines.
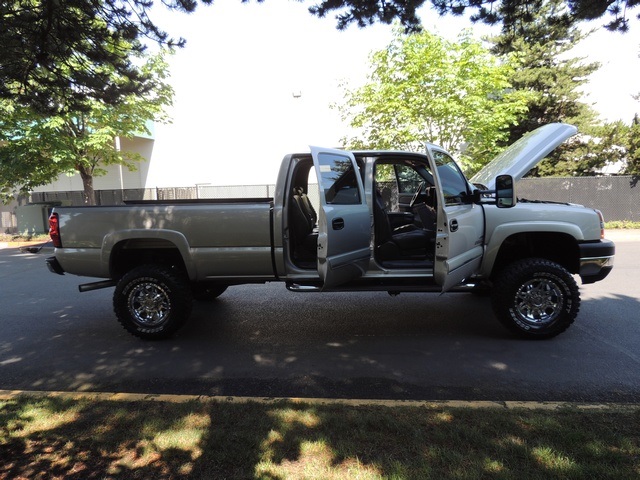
top-left (102, 229), bottom-right (195, 280)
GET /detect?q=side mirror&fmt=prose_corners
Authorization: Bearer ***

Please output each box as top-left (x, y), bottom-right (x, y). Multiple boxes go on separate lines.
top-left (495, 174), bottom-right (516, 208)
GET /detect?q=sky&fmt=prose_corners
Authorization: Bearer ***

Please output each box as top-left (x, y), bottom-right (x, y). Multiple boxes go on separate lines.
top-left (145, 1), bottom-right (640, 188)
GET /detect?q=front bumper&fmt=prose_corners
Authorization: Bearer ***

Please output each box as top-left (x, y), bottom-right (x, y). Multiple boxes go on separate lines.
top-left (578, 239), bottom-right (615, 284)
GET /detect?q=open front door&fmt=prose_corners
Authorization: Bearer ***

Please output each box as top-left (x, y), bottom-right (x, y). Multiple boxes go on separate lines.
top-left (311, 147), bottom-right (371, 289)
top-left (428, 147), bottom-right (485, 292)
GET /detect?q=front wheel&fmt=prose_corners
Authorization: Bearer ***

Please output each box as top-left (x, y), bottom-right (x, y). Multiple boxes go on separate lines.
top-left (113, 265), bottom-right (193, 339)
top-left (491, 258), bottom-right (580, 339)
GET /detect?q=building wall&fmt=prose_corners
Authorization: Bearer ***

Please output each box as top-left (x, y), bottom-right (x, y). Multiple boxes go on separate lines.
top-left (30, 137), bottom-right (154, 193)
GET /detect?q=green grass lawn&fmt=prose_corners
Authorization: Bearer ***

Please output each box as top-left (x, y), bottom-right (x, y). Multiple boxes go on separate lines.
top-left (1, 396), bottom-right (638, 479)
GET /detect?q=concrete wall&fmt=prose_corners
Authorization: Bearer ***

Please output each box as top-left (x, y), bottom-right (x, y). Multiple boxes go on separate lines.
top-left (29, 137), bottom-right (154, 193)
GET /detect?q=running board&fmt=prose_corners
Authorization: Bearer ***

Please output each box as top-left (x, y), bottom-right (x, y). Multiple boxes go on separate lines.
top-left (286, 281), bottom-right (482, 294)
top-left (286, 283), bottom-right (322, 292)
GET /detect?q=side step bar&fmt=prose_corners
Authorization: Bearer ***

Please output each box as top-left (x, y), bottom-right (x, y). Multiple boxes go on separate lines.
top-left (286, 283), bottom-right (322, 292)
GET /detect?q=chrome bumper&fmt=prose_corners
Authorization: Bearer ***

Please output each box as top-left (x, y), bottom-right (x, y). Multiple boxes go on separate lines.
top-left (578, 239), bottom-right (615, 284)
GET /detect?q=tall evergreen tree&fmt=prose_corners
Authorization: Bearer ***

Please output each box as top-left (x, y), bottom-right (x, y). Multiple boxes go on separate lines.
top-left (0, 0), bottom-right (201, 115)
top-left (490, 0), bottom-right (600, 145)
top-left (626, 113), bottom-right (640, 177)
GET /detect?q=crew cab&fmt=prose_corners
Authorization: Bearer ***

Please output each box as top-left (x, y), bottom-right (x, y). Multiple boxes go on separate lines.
top-left (47, 123), bottom-right (615, 339)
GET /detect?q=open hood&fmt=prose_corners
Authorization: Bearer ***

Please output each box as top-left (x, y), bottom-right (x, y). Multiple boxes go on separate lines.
top-left (470, 123), bottom-right (578, 190)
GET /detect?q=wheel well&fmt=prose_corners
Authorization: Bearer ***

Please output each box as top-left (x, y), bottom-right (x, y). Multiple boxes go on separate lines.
top-left (110, 238), bottom-right (188, 280)
top-left (491, 232), bottom-right (579, 278)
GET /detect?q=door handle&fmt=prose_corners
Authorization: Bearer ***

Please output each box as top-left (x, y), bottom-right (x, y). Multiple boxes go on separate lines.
top-left (450, 219), bottom-right (459, 232)
top-left (332, 218), bottom-right (345, 230)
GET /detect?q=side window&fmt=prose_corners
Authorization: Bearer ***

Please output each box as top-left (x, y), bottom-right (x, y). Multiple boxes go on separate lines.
top-left (374, 163), bottom-right (398, 210)
top-left (317, 152), bottom-right (361, 205)
top-left (433, 151), bottom-right (469, 206)
top-left (395, 164), bottom-right (423, 194)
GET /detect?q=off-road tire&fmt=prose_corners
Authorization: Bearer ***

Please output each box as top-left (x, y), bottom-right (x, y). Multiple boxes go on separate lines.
top-left (113, 265), bottom-right (193, 339)
top-left (491, 258), bottom-right (580, 339)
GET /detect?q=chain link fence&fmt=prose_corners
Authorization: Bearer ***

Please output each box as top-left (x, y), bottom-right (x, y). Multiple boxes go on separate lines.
top-left (3, 176), bottom-right (638, 234)
top-left (518, 176), bottom-right (639, 222)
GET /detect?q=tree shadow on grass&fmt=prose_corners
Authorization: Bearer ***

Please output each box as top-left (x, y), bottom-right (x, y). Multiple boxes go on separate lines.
top-left (2, 397), bottom-right (639, 479)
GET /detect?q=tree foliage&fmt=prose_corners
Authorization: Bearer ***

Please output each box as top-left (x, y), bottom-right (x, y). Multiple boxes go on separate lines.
top-left (1, 1), bottom-right (638, 114)
top-left (0, 0), bottom-right (203, 114)
top-left (311, 0), bottom-right (640, 32)
top-left (623, 114), bottom-right (640, 176)
top-left (534, 121), bottom-right (630, 176)
top-left (0, 52), bottom-right (174, 205)
top-left (487, 0), bottom-right (636, 177)
top-left (336, 28), bottom-right (531, 173)
top-left (489, 0), bottom-right (600, 139)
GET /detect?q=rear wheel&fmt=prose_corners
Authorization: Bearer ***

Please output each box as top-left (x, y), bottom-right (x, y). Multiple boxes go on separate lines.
top-left (113, 265), bottom-right (193, 339)
top-left (491, 258), bottom-right (580, 339)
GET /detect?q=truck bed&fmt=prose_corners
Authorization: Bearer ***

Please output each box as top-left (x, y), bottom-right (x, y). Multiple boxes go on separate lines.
top-left (53, 199), bottom-right (276, 281)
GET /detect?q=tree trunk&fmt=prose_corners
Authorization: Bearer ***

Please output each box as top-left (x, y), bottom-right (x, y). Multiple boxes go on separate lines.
top-left (78, 165), bottom-right (96, 205)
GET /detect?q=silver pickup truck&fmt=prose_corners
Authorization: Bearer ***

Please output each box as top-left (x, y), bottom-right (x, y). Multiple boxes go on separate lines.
top-left (47, 123), bottom-right (615, 340)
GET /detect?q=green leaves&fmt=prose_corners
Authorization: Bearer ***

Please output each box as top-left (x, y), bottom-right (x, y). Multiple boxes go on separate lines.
top-left (0, 1), bottom-right (185, 115)
top-left (0, 50), bottom-right (174, 204)
top-left (337, 28), bottom-right (530, 173)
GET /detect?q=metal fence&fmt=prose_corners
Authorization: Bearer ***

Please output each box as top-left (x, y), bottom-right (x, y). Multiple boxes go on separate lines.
top-left (518, 176), bottom-right (640, 222)
top-left (2, 176), bottom-right (638, 234)
top-left (27, 184), bottom-right (279, 205)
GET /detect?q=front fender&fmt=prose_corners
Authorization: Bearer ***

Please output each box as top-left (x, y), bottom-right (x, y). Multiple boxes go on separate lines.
top-left (481, 222), bottom-right (584, 277)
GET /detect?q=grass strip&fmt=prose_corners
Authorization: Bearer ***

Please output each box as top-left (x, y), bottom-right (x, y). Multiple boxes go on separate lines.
top-left (1, 396), bottom-right (638, 479)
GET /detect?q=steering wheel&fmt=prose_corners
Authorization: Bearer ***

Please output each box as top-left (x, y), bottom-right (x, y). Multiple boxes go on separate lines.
top-left (409, 181), bottom-right (425, 209)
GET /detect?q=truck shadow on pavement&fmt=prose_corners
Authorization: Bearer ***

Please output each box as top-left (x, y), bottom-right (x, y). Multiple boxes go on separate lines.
top-left (2, 278), bottom-right (640, 403)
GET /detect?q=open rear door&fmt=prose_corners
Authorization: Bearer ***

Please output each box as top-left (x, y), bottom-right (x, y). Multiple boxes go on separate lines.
top-left (311, 147), bottom-right (371, 289)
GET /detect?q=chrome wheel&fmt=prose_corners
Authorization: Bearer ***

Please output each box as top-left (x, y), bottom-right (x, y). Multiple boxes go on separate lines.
top-left (127, 282), bottom-right (171, 327)
top-left (513, 275), bottom-right (564, 326)
top-left (114, 266), bottom-right (193, 339)
top-left (492, 258), bottom-right (580, 339)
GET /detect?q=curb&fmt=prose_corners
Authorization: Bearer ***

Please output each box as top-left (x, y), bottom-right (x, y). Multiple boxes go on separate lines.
top-left (0, 389), bottom-right (638, 411)
top-left (0, 240), bottom-right (50, 250)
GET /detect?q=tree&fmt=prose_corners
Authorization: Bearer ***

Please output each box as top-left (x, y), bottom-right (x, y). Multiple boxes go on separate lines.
top-left (534, 121), bottom-right (631, 176)
top-left (624, 113), bottom-right (640, 176)
top-left (336, 28), bottom-right (531, 173)
top-left (313, 0), bottom-right (640, 32)
top-left (489, 0), bottom-right (600, 141)
top-left (0, 52), bottom-right (173, 205)
top-left (0, 0), bottom-right (198, 115)
top-left (1, 1), bottom-right (637, 115)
